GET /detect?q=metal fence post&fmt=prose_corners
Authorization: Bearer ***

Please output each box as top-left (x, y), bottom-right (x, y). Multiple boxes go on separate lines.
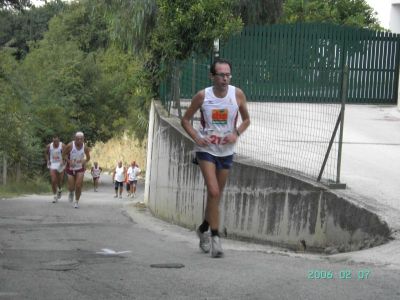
top-left (191, 57), bottom-right (196, 125)
top-left (335, 65), bottom-right (348, 188)
top-left (317, 65), bottom-right (348, 189)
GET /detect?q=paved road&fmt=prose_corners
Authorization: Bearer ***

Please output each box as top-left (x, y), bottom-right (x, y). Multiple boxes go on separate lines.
top-left (1, 178), bottom-right (399, 300)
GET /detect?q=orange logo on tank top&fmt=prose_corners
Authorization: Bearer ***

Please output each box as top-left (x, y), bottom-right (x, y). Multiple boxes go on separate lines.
top-left (212, 109), bottom-right (228, 125)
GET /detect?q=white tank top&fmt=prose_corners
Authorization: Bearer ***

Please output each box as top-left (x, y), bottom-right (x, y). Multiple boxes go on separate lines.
top-left (128, 166), bottom-right (140, 181)
top-left (114, 166), bottom-right (125, 182)
top-left (49, 142), bottom-right (62, 169)
top-left (92, 166), bottom-right (101, 177)
top-left (195, 85), bottom-right (239, 156)
top-left (69, 141), bottom-right (85, 170)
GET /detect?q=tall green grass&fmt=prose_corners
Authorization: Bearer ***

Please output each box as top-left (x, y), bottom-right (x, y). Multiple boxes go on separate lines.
top-left (0, 176), bottom-right (95, 198)
top-left (0, 176), bottom-right (52, 198)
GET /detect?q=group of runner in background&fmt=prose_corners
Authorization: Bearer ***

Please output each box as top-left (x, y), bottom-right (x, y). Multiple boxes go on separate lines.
top-left (111, 160), bottom-right (141, 199)
top-left (45, 131), bottom-right (90, 209)
top-left (45, 131), bottom-right (141, 208)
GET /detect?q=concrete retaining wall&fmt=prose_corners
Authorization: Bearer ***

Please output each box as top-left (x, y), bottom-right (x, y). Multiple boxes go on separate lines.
top-left (145, 101), bottom-right (390, 252)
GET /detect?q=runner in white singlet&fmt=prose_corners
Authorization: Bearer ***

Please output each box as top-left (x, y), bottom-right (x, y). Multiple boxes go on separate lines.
top-left (181, 58), bottom-right (250, 258)
top-left (45, 135), bottom-right (65, 203)
top-left (112, 161), bottom-right (126, 198)
top-left (90, 162), bottom-right (102, 192)
top-left (127, 161), bottom-right (141, 197)
top-left (195, 84), bottom-right (239, 157)
top-left (62, 131), bottom-right (91, 208)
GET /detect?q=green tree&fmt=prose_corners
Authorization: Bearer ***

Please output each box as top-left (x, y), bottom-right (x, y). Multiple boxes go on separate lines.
top-left (152, 0), bottom-right (242, 62)
top-left (91, 0), bottom-right (157, 54)
top-left (0, 0), bottom-right (31, 10)
top-left (0, 1), bottom-right (66, 59)
top-left (235, 0), bottom-right (284, 25)
top-left (281, 0), bottom-right (382, 30)
top-left (0, 48), bottom-right (42, 183)
top-left (91, 45), bottom-right (151, 141)
top-left (40, 1), bottom-right (109, 53)
top-left (19, 1), bottom-right (151, 143)
top-left (151, 0), bottom-right (243, 116)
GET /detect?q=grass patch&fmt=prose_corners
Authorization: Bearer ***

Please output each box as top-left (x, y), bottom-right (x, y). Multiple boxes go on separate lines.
top-left (0, 176), bottom-right (52, 198)
top-left (0, 176), bottom-right (96, 198)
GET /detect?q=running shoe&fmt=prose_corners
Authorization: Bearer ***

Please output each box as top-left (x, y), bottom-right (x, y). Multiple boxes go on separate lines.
top-left (74, 201), bottom-right (79, 209)
top-left (52, 195), bottom-right (58, 203)
top-left (57, 189), bottom-right (62, 199)
top-left (119, 195), bottom-right (122, 199)
top-left (68, 192), bottom-right (74, 203)
top-left (210, 235), bottom-right (224, 258)
top-left (196, 228), bottom-right (210, 253)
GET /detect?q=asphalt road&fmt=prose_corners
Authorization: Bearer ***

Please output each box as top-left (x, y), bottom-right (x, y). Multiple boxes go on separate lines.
top-left (1, 176), bottom-right (399, 300)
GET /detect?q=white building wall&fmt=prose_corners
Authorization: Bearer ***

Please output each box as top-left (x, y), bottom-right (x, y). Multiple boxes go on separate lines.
top-left (390, 2), bottom-right (400, 33)
top-left (365, 0), bottom-right (400, 33)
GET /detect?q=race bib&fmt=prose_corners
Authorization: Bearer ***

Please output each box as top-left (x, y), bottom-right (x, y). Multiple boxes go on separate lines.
top-left (53, 154), bottom-right (61, 162)
top-left (212, 109), bottom-right (228, 125)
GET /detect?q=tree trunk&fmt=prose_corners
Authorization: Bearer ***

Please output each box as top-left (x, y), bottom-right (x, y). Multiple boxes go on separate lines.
top-left (16, 161), bottom-right (21, 183)
top-left (2, 154), bottom-right (7, 186)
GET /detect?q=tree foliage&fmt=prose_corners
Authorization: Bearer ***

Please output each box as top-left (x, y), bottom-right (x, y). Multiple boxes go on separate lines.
top-left (281, 0), bottom-right (382, 30)
top-left (0, 0), bottom-right (258, 182)
top-left (152, 0), bottom-right (242, 62)
top-left (18, 1), bottom-right (149, 144)
top-left (0, 48), bottom-right (42, 177)
top-left (0, 0), bottom-right (31, 10)
top-left (92, 0), bottom-right (157, 54)
top-left (0, 0), bottom-right (66, 59)
top-left (235, 0), bottom-right (283, 25)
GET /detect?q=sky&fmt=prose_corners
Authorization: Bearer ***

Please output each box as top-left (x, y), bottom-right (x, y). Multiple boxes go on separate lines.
top-left (365, 0), bottom-right (391, 29)
top-left (31, 0), bottom-right (73, 7)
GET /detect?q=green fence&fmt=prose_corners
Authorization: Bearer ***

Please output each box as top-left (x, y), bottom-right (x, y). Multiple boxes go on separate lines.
top-left (158, 23), bottom-right (400, 183)
top-left (161, 23), bottom-right (400, 105)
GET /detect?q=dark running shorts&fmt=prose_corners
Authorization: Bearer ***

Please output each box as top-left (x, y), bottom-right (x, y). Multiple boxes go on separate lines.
top-left (66, 168), bottom-right (85, 176)
top-left (194, 152), bottom-right (234, 170)
top-left (114, 181), bottom-right (123, 189)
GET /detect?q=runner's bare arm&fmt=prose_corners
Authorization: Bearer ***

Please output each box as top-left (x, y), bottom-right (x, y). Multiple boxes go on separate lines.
top-left (62, 143), bottom-right (72, 164)
top-left (236, 88), bottom-right (250, 136)
top-left (83, 147), bottom-right (90, 167)
top-left (112, 169), bottom-right (116, 183)
top-left (181, 90), bottom-right (209, 146)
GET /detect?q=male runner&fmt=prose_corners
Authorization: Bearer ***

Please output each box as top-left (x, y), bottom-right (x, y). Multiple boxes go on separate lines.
top-left (45, 135), bottom-right (65, 203)
top-left (112, 161), bottom-right (125, 199)
top-left (62, 131), bottom-right (90, 208)
top-left (127, 161), bottom-right (141, 198)
top-left (181, 58), bottom-right (250, 258)
top-left (90, 162), bottom-right (102, 192)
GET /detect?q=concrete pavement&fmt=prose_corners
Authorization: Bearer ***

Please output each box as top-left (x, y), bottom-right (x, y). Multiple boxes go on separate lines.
top-left (340, 105), bottom-right (400, 229)
top-left (1, 178), bottom-right (400, 299)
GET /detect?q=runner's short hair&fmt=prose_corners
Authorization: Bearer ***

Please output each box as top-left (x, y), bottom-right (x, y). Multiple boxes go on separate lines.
top-left (210, 58), bottom-right (232, 75)
top-left (75, 131), bottom-right (84, 137)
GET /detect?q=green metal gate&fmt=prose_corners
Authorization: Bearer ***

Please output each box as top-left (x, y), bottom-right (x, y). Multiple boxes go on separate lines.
top-left (170, 23), bottom-right (400, 104)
